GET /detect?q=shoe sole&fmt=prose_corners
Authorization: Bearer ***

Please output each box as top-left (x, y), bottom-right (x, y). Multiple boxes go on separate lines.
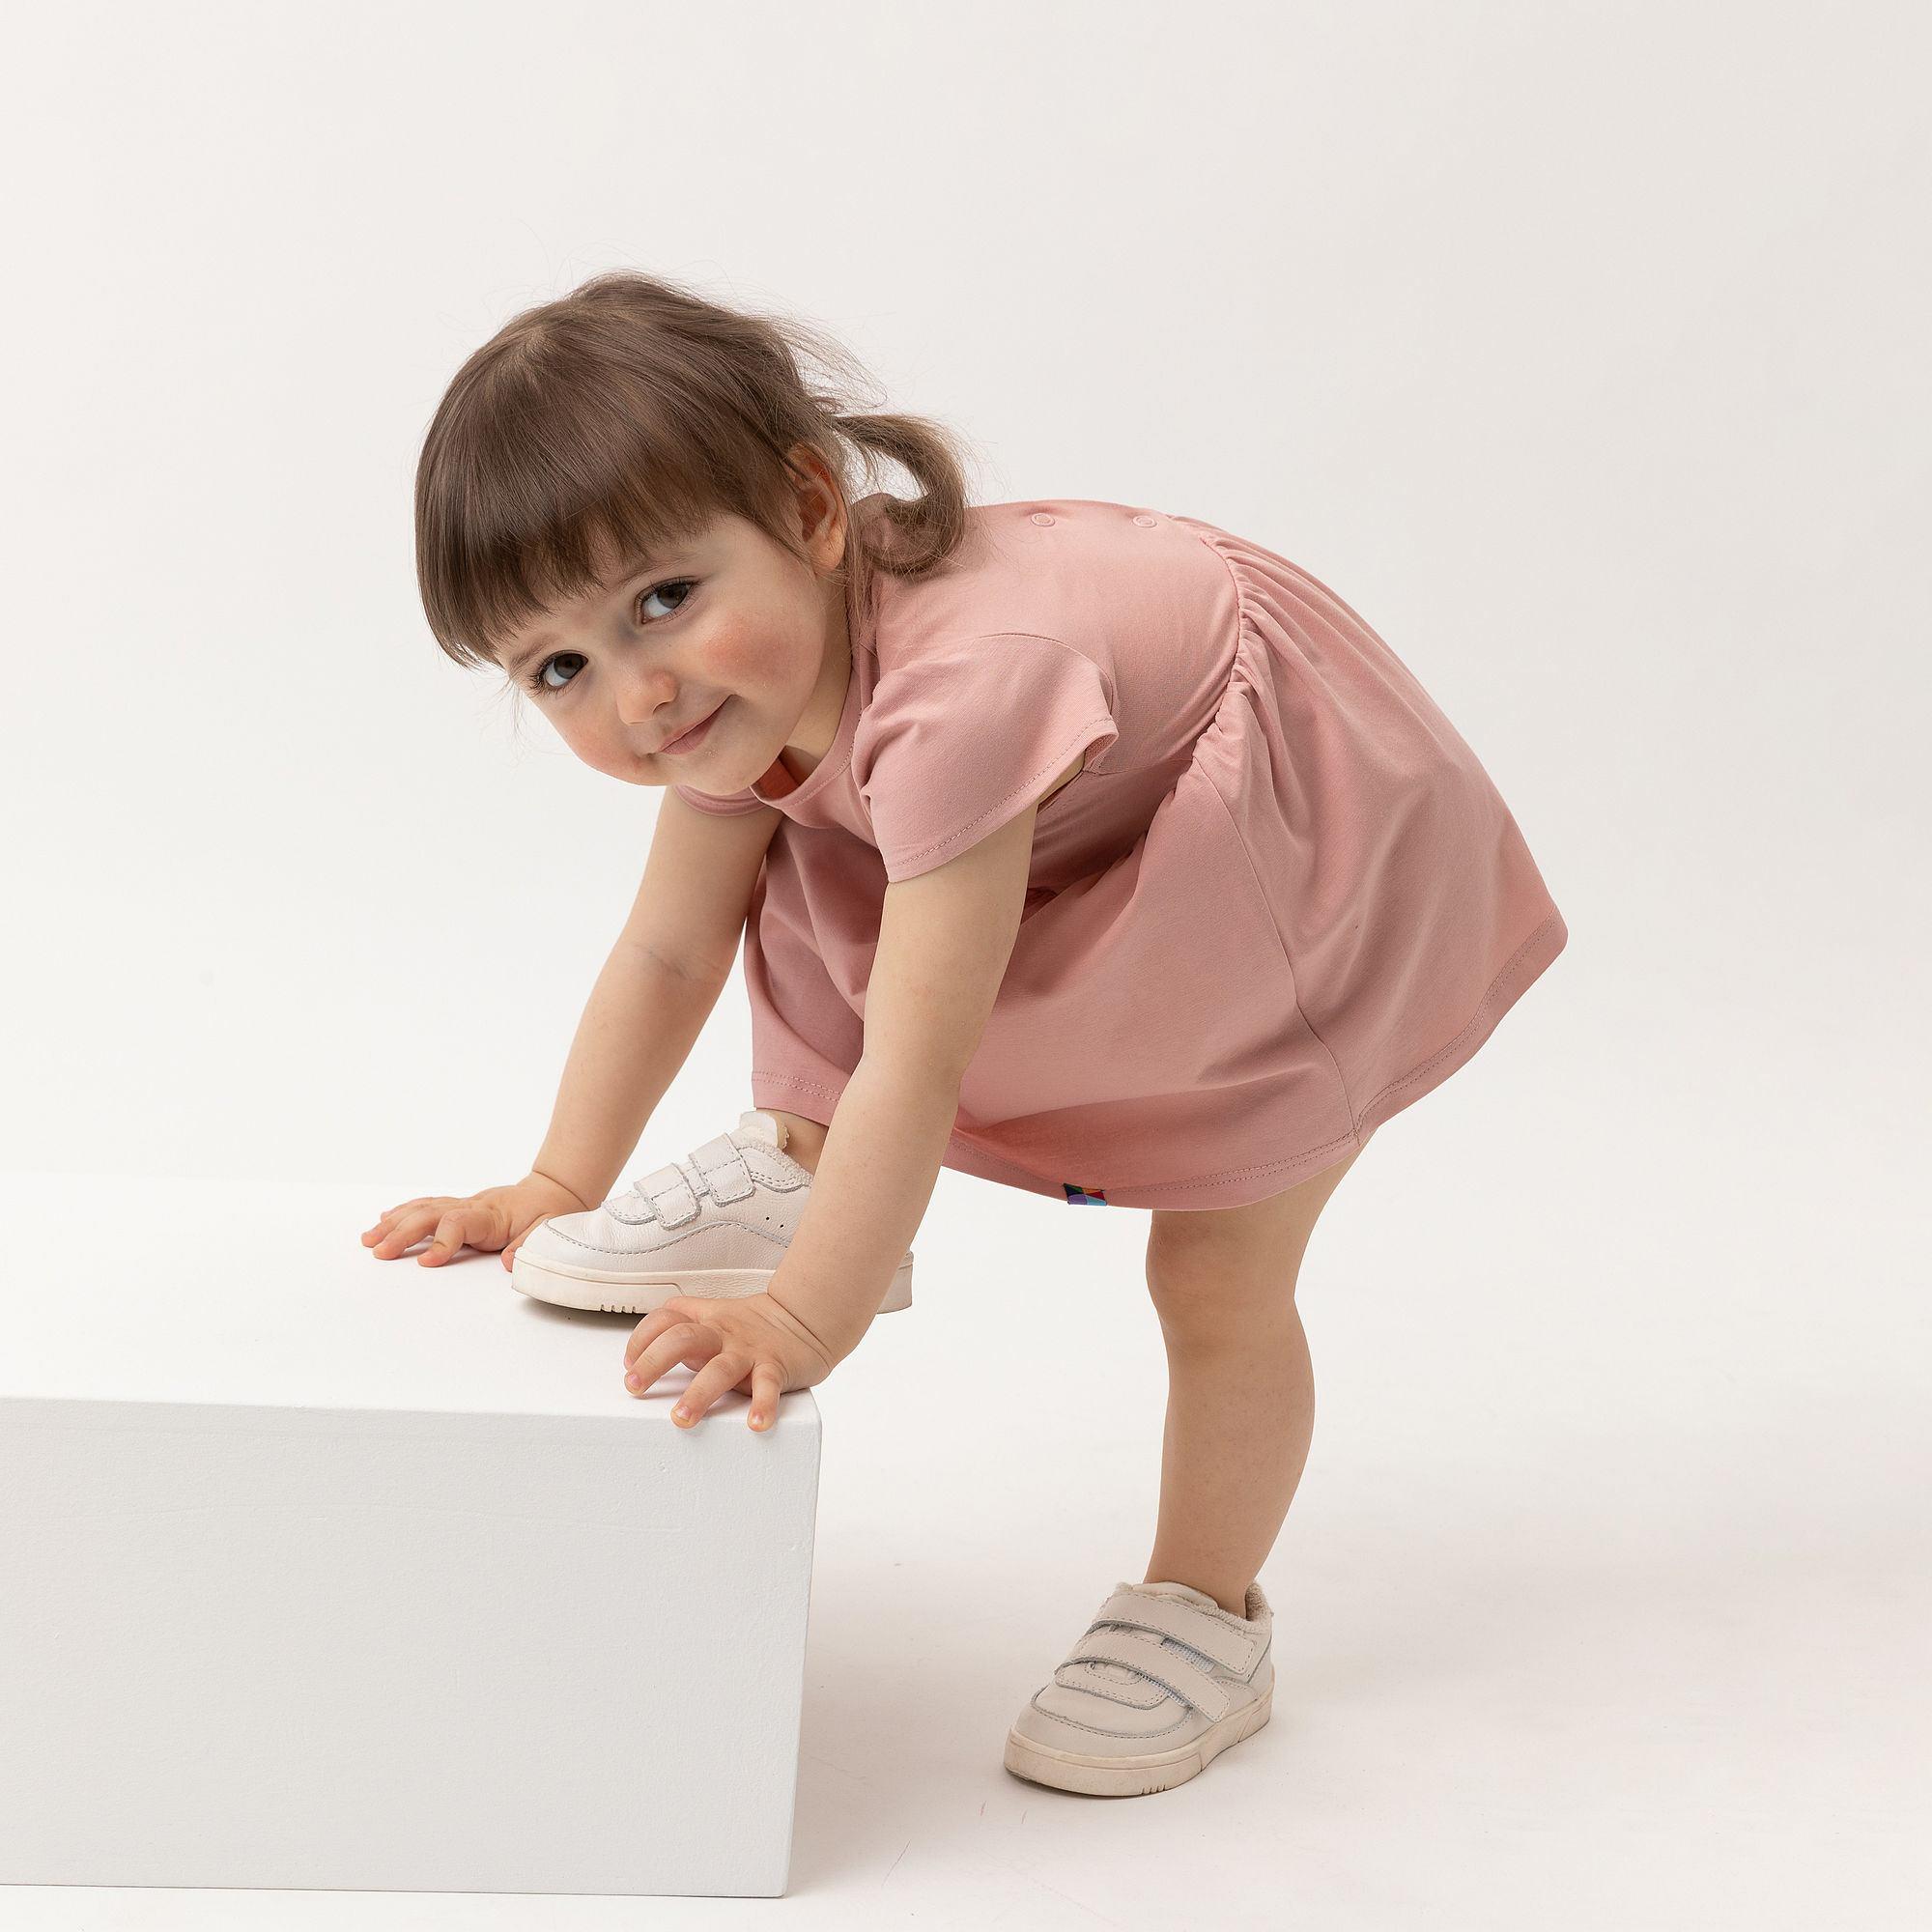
top-left (510, 1251), bottom-right (914, 1318)
top-left (1001, 1684), bottom-right (1272, 1797)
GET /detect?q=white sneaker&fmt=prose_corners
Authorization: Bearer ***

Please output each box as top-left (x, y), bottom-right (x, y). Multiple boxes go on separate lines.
top-left (510, 1109), bottom-right (914, 1317)
top-left (1004, 1579), bottom-right (1275, 1797)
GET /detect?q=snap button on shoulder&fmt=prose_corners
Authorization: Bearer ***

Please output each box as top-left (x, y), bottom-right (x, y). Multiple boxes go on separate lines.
top-left (1030, 511), bottom-right (1055, 526)
top-left (1131, 513), bottom-right (1157, 526)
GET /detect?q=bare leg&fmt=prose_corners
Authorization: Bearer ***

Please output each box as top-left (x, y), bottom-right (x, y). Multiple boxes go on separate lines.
top-left (1140, 1150), bottom-right (1361, 1615)
top-left (762, 1107), bottom-right (830, 1177)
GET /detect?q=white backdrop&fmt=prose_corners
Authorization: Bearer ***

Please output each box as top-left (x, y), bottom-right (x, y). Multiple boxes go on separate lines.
top-left (2, 2), bottom-right (1924, 1925)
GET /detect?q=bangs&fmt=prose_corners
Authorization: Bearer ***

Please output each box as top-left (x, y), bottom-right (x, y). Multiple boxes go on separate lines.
top-left (416, 341), bottom-right (810, 671)
top-left (414, 269), bottom-right (973, 678)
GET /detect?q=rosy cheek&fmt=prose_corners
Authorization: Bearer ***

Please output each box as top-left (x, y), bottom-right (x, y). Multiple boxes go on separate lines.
top-left (703, 625), bottom-right (767, 690)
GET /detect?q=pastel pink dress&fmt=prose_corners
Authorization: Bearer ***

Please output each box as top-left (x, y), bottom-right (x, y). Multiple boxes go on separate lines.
top-left (674, 494), bottom-right (1568, 1211)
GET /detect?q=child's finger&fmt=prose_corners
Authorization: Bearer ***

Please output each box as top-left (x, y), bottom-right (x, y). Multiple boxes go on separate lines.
top-left (622, 1314), bottom-right (715, 1391)
top-left (418, 1209), bottom-right (469, 1264)
top-left (362, 1208), bottom-right (419, 1248)
top-left (374, 1198), bottom-right (445, 1236)
top-left (668, 1351), bottom-right (751, 1427)
top-left (748, 1363), bottom-right (783, 1431)
top-left (624, 1300), bottom-right (716, 1368)
top-left (367, 1206), bottom-right (443, 1259)
top-left (623, 1311), bottom-right (674, 1369)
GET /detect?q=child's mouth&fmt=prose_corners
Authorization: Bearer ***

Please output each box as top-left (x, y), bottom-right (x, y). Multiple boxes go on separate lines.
top-left (660, 700), bottom-right (724, 755)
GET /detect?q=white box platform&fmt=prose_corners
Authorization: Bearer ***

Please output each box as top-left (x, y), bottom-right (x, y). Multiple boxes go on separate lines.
top-left (0, 1170), bottom-right (821, 1898)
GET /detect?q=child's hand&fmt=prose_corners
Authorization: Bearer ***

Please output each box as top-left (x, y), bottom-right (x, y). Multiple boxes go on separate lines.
top-left (623, 1288), bottom-right (838, 1431)
top-left (360, 1172), bottom-right (588, 1270)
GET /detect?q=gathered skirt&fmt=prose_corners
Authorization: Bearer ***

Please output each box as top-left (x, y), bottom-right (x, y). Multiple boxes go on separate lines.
top-left (745, 519), bottom-right (1568, 1210)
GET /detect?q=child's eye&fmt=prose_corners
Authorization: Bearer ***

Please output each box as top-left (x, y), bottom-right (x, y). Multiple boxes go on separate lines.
top-left (639, 577), bottom-right (696, 624)
top-left (523, 579), bottom-right (697, 696)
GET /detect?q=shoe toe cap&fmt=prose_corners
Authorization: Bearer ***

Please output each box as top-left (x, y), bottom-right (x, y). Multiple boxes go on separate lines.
top-left (1012, 1679), bottom-right (1188, 1756)
top-left (518, 1206), bottom-right (629, 1264)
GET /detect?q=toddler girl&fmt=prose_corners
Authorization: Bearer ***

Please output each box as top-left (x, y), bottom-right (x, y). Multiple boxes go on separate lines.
top-left (361, 270), bottom-right (1567, 1798)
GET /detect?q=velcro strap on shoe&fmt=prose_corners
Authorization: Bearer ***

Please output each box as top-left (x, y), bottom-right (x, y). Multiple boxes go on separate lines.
top-left (689, 1133), bottom-right (754, 1206)
top-left (644, 1170), bottom-right (700, 1227)
top-left (742, 1151), bottom-right (810, 1196)
top-left (608, 1159), bottom-right (703, 1229)
top-left (1091, 1590), bottom-right (1264, 1677)
top-left (1064, 1631), bottom-right (1232, 1721)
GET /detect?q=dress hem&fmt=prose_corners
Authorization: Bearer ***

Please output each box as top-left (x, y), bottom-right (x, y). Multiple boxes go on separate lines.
top-left (747, 903), bottom-right (1567, 1212)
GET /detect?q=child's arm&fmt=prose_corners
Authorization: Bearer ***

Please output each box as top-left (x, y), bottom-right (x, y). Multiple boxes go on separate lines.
top-left (531, 792), bottom-right (782, 1205)
top-left (765, 795), bottom-right (1046, 1363)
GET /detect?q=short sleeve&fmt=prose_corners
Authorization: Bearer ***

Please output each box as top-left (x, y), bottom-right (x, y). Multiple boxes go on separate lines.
top-left (852, 634), bottom-right (1119, 883)
top-left (668, 781), bottom-right (772, 817)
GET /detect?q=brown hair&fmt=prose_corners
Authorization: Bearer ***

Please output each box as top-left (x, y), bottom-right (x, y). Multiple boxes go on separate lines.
top-left (413, 269), bottom-right (980, 677)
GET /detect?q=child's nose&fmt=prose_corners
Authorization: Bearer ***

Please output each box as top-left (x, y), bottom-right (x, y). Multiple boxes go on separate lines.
top-left (613, 668), bottom-right (678, 732)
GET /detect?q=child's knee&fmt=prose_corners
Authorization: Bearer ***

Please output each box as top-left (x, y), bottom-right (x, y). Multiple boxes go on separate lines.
top-left (1144, 1226), bottom-right (1296, 1330)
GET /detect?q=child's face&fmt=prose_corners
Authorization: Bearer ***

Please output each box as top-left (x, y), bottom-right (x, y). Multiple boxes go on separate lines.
top-left (497, 469), bottom-right (850, 794)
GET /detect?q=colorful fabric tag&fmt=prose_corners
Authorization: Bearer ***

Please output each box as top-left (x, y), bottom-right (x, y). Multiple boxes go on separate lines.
top-left (1062, 1182), bottom-right (1110, 1205)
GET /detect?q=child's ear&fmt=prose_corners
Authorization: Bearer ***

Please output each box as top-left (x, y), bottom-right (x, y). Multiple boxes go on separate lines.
top-left (785, 442), bottom-right (847, 569)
